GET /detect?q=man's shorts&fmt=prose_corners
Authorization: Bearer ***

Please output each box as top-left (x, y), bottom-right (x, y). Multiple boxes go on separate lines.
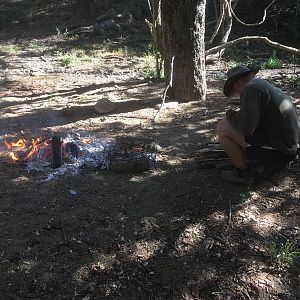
top-left (245, 129), bottom-right (296, 164)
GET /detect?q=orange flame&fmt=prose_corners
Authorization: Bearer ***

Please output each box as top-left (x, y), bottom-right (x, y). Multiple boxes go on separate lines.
top-left (24, 137), bottom-right (47, 160)
top-left (4, 137), bottom-right (50, 162)
top-left (4, 138), bottom-right (26, 150)
top-left (9, 152), bottom-right (20, 161)
top-left (4, 138), bottom-right (27, 161)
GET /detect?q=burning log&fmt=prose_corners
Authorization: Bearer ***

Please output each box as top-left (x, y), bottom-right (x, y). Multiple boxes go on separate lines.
top-left (51, 135), bottom-right (62, 169)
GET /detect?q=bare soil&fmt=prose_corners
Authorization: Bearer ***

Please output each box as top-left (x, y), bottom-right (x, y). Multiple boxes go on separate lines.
top-left (0, 15), bottom-right (300, 300)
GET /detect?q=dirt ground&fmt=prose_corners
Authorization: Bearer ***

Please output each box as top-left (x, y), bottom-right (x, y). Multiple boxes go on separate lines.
top-left (0, 12), bottom-right (300, 300)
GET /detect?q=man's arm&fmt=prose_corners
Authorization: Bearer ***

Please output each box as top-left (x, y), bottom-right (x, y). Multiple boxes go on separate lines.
top-left (226, 86), bottom-right (263, 135)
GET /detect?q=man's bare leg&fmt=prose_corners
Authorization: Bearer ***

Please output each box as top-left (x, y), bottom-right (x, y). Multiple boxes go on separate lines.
top-left (217, 119), bottom-right (247, 169)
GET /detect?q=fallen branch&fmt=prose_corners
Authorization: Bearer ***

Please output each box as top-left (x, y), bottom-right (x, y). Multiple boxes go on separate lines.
top-left (206, 36), bottom-right (300, 56)
top-left (67, 9), bottom-right (117, 35)
top-left (68, 25), bottom-right (94, 35)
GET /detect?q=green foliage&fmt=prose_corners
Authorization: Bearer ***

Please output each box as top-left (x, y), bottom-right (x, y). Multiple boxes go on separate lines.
top-left (191, 232), bottom-right (199, 242)
top-left (226, 60), bottom-right (237, 69)
top-left (287, 75), bottom-right (300, 88)
top-left (142, 43), bottom-right (163, 79)
top-left (52, 47), bottom-right (98, 68)
top-left (29, 42), bottom-right (46, 54)
top-left (263, 51), bottom-right (282, 69)
top-left (60, 54), bottom-right (77, 67)
top-left (268, 235), bottom-right (300, 268)
top-left (0, 44), bottom-right (19, 55)
top-left (0, 57), bottom-right (5, 65)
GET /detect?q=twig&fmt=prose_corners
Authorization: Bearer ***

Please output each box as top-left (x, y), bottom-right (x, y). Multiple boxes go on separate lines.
top-left (241, 288), bottom-right (253, 300)
top-left (154, 55), bottom-right (175, 122)
top-left (228, 197), bottom-right (232, 226)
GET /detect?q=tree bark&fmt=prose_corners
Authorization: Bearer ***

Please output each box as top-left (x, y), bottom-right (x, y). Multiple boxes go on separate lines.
top-left (160, 0), bottom-right (207, 102)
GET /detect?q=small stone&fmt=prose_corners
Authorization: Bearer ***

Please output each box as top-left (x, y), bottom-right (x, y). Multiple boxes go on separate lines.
top-left (94, 98), bottom-right (116, 114)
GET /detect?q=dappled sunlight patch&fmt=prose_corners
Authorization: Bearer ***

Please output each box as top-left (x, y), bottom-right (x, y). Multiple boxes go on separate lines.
top-left (160, 157), bottom-right (184, 166)
top-left (209, 211), bottom-right (226, 222)
top-left (18, 259), bottom-right (37, 273)
top-left (143, 168), bottom-right (168, 178)
top-left (129, 239), bottom-right (164, 261)
top-left (195, 128), bottom-right (212, 134)
top-left (243, 271), bottom-right (288, 297)
top-left (89, 253), bottom-right (117, 274)
top-left (128, 175), bottom-right (144, 182)
top-left (72, 266), bottom-right (90, 284)
top-left (254, 213), bottom-right (282, 232)
top-left (204, 117), bottom-right (221, 125)
top-left (175, 223), bottom-right (205, 255)
top-left (236, 204), bottom-right (282, 235)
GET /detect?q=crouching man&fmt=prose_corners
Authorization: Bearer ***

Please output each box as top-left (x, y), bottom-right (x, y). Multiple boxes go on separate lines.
top-left (217, 65), bottom-right (300, 185)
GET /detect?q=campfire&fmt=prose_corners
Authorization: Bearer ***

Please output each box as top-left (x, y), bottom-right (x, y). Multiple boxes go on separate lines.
top-left (2, 134), bottom-right (156, 180)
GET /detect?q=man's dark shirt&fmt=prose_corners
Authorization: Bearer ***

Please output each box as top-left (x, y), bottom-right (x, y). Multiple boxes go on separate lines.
top-left (226, 78), bottom-right (300, 154)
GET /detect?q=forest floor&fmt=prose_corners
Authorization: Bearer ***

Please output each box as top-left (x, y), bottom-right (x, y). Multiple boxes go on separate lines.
top-left (0, 6), bottom-right (300, 300)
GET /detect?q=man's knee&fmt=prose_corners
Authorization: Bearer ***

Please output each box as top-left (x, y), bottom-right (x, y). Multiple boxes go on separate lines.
top-left (217, 119), bottom-right (230, 139)
top-left (217, 118), bottom-right (246, 147)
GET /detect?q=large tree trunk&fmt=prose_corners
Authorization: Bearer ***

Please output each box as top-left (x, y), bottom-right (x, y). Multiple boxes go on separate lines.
top-left (161, 0), bottom-right (207, 102)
